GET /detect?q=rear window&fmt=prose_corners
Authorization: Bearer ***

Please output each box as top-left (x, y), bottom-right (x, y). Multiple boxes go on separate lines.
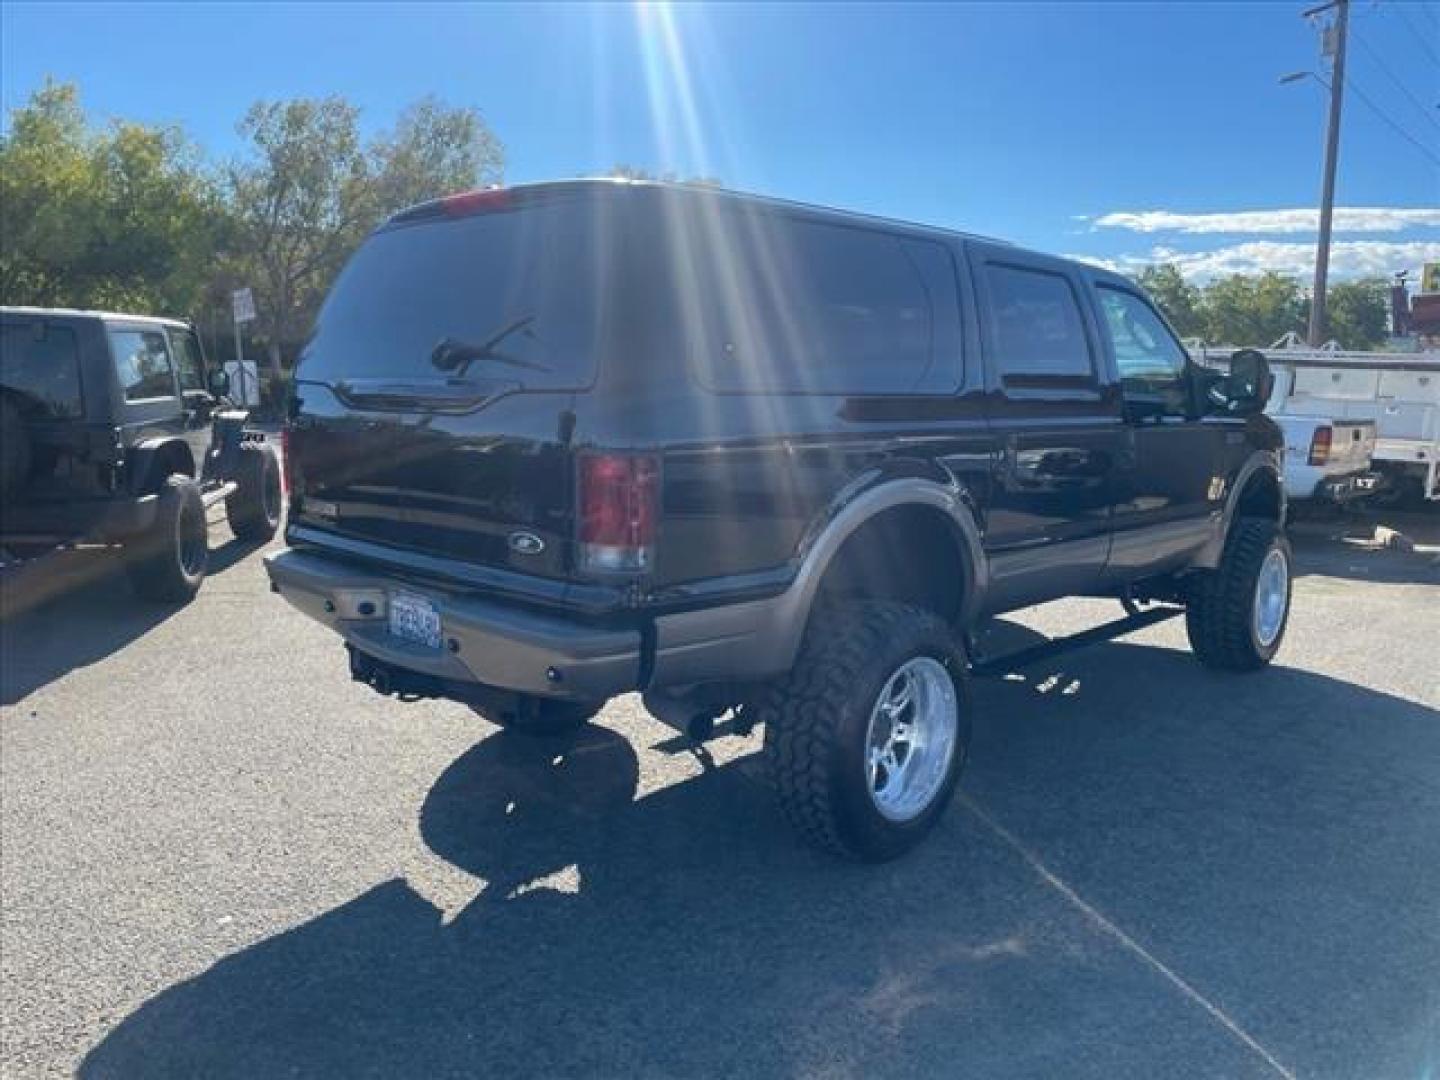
top-left (668, 209), bottom-right (961, 395)
top-left (0, 322), bottom-right (83, 418)
top-left (298, 201), bottom-right (616, 390)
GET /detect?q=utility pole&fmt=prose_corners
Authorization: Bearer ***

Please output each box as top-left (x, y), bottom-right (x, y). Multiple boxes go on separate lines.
top-left (1305, 0), bottom-right (1348, 346)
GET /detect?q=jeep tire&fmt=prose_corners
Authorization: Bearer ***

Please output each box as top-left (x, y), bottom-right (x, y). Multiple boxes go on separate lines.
top-left (1186, 517), bottom-right (1292, 671)
top-left (759, 601), bottom-right (970, 861)
top-left (227, 441), bottom-right (282, 543)
top-left (126, 475), bottom-right (208, 603)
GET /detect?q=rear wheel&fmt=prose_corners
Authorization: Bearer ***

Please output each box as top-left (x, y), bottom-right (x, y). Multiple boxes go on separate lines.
top-left (227, 441), bottom-right (282, 542)
top-left (1186, 517), bottom-right (1291, 671)
top-left (758, 601), bottom-right (969, 861)
top-left (126, 475), bottom-right (208, 603)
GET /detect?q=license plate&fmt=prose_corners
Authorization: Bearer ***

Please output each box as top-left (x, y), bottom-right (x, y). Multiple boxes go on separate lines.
top-left (388, 592), bottom-right (442, 650)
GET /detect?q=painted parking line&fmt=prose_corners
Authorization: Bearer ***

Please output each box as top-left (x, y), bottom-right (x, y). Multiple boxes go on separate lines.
top-left (960, 793), bottom-right (1298, 1080)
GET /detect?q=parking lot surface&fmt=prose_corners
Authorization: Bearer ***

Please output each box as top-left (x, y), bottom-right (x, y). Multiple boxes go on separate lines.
top-left (2, 515), bottom-right (1438, 1079)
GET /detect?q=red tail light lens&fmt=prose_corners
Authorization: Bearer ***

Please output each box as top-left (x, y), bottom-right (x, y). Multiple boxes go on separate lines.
top-left (1308, 426), bottom-right (1332, 466)
top-left (578, 453), bottom-right (659, 572)
top-left (440, 188), bottom-right (511, 217)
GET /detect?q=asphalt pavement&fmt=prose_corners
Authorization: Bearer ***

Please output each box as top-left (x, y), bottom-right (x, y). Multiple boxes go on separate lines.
top-left (1, 511), bottom-right (1437, 1079)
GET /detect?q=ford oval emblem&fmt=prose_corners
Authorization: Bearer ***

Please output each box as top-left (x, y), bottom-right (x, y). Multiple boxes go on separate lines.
top-left (508, 531), bottom-right (545, 556)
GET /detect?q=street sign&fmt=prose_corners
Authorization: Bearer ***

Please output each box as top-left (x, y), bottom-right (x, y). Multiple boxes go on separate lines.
top-left (232, 287), bottom-right (257, 324)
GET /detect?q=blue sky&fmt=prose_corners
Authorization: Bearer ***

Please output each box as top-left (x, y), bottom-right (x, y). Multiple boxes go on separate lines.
top-left (3, 1), bottom-right (1437, 281)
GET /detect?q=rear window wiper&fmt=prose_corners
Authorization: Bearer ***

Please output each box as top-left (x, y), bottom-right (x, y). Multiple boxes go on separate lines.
top-left (430, 315), bottom-right (551, 375)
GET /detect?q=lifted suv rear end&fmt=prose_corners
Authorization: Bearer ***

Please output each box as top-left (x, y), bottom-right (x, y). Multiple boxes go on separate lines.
top-left (270, 180), bottom-right (1289, 861)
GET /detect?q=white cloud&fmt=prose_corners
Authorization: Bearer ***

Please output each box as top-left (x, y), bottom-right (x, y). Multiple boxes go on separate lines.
top-left (1064, 240), bottom-right (1440, 282)
top-left (1088, 207), bottom-right (1440, 235)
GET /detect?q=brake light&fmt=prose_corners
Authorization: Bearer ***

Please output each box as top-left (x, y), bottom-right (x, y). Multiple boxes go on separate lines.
top-left (1308, 426), bottom-right (1332, 466)
top-left (440, 188), bottom-right (511, 217)
top-left (578, 453), bottom-right (659, 572)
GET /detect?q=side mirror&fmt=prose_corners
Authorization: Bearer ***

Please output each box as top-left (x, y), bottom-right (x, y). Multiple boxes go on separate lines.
top-left (1221, 349), bottom-right (1272, 416)
top-left (208, 368), bottom-right (231, 398)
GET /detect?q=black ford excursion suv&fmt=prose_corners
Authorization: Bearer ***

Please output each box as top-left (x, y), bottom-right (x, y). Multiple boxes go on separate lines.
top-left (266, 180), bottom-right (1288, 860)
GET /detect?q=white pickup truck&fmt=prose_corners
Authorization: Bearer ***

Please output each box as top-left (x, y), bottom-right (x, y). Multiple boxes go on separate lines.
top-left (1259, 346), bottom-right (1438, 508)
top-left (1264, 365), bottom-right (1378, 505)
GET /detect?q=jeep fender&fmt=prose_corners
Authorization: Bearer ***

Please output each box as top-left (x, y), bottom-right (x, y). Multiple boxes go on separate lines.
top-left (647, 475), bottom-right (988, 688)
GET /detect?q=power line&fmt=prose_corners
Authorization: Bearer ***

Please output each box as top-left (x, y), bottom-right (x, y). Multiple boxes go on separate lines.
top-left (1388, 3), bottom-right (1440, 64)
top-left (1344, 72), bottom-right (1440, 164)
top-left (1350, 24), bottom-right (1440, 132)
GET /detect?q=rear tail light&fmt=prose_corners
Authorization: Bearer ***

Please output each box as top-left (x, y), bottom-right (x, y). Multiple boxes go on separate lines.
top-left (1308, 426), bottom-right (1332, 466)
top-left (578, 453), bottom-right (659, 572)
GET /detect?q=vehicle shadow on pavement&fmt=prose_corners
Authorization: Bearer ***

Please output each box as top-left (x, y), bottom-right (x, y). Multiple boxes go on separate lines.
top-left (0, 527), bottom-right (268, 707)
top-left (80, 637), bottom-right (1440, 1080)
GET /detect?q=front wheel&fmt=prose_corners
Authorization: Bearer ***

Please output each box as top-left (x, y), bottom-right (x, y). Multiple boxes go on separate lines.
top-left (758, 601), bottom-right (970, 861)
top-left (1186, 517), bottom-right (1292, 671)
top-left (227, 441), bottom-right (282, 543)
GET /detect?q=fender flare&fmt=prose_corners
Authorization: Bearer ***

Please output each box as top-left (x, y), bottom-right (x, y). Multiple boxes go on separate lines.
top-left (647, 475), bottom-right (991, 689)
top-left (127, 437), bottom-right (196, 495)
top-left (1196, 450), bottom-right (1285, 569)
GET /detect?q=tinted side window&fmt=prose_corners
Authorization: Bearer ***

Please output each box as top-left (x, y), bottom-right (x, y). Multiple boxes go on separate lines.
top-left (169, 328), bottom-right (206, 392)
top-left (1097, 287), bottom-right (1190, 416)
top-left (983, 264), bottom-right (1093, 381)
top-left (0, 322), bottom-right (83, 418)
top-left (109, 329), bottom-right (176, 401)
top-left (687, 214), bottom-right (958, 394)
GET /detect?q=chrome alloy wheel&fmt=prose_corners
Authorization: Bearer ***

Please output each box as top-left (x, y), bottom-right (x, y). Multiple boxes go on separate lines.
top-left (864, 657), bottom-right (960, 823)
top-left (1253, 547), bottom-right (1289, 648)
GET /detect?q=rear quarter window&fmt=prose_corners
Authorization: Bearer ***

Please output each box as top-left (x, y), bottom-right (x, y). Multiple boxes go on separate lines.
top-left (0, 322), bottom-right (84, 418)
top-left (669, 210), bottom-right (961, 395)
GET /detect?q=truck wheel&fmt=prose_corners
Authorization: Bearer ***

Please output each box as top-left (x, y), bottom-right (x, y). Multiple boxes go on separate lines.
top-left (472, 697), bottom-right (601, 737)
top-left (0, 395), bottom-right (31, 502)
top-left (1186, 517), bottom-right (1292, 671)
top-left (758, 601), bottom-right (970, 861)
top-left (226, 441), bottom-right (282, 542)
top-left (126, 475), bottom-right (208, 603)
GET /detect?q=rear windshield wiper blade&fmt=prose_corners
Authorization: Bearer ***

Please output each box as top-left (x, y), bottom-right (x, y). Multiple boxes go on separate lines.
top-left (430, 315), bottom-right (550, 375)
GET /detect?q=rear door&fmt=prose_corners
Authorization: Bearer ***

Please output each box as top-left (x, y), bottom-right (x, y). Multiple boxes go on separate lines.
top-left (1091, 283), bottom-right (1222, 579)
top-left (970, 244), bottom-right (1122, 612)
top-left (288, 192), bottom-right (623, 583)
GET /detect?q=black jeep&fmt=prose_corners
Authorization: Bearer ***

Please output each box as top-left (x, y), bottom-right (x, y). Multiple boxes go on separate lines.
top-left (266, 181), bottom-right (1288, 860)
top-left (1, 308), bottom-right (283, 601)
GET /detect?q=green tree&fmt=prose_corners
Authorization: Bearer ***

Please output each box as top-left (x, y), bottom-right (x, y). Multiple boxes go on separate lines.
top-left (1134, 263), bottom-right (1203, 338)
top-left (227, 95), bottom-right (505, 374)
top-left (1199, 272), bottom-right (1305, 347)
top-left (0, 80), bottom-right (216, 313)
top-left (1318, 278), bottom-right (1389, 350)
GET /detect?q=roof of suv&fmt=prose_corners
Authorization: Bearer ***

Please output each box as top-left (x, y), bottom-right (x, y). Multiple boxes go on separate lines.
top-left (0, 306), bottom-right (192, 330)
top-left (387, 178), bottom-right (1135, 289)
